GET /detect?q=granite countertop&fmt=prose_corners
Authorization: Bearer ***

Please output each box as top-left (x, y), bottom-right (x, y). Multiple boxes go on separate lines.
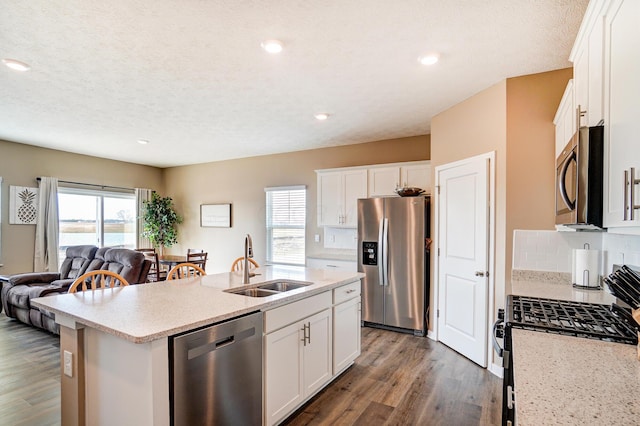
top-left (509, 271), bottom-right (639, 425)
top-left (32, 266), bottom-right (364, 344)
top-left (512, 330), bottom-right (640, 425)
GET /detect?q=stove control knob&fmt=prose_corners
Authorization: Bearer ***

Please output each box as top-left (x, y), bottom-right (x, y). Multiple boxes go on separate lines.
top-left (497, 308), bottom-right (505, 321)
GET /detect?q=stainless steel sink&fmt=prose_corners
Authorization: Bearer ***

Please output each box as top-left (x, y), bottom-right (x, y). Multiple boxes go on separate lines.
top-left (227, 288), bottom-right (279, 297)
top-left (257, 281), bottom-right (310, 292)
top-left (225, 279), bottom-right (312, 297)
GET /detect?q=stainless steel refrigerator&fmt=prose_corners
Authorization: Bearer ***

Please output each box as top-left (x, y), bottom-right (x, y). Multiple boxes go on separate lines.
top-left (357, 196), bottom-right (430, 336)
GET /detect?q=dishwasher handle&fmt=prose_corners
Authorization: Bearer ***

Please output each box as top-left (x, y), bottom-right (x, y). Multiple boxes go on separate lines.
top-left (188, 326), bottom-right (256, 360)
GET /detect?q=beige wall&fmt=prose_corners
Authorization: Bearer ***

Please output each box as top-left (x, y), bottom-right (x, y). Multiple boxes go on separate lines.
top-left (505, 68), bottom-right (573, 287)
top-left (430, 68), bottom-right (571, 333)
top-left (0, 139), bottom-right (164, 273)
top-left (163, 135), bottom-right (430, 273)
top-left (431, 80), bottom-right (508, 330)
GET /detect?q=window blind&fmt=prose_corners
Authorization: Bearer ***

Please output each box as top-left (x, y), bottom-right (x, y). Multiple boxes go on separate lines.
top-left (265, 186), bottom-right (306, 265)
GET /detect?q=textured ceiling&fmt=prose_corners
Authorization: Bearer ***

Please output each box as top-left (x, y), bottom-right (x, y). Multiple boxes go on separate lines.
top-left (1, 0), bottom-right (588, 168)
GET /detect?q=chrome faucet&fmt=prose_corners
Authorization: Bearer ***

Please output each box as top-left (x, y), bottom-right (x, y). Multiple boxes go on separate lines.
top-left (243, 234), bottom-right (254, 284)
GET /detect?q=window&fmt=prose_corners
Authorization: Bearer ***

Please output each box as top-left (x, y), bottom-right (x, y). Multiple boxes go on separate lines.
top-left (265, 186), bottom-right (306, 265)
top-left (58, 187), bottom-right (136, 262)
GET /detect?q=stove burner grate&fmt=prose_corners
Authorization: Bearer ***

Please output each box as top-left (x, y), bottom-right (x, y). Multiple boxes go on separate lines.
top-left (508, 296), bottom-right (638, 345)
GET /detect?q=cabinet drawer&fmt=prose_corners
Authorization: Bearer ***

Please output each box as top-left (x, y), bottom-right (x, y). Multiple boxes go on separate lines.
top-left (307, 258), bottom-right (357, 272)
top-left (333, 281), bottom-right (361, 304)
top-left (264, 292), bottom-right (332, 334)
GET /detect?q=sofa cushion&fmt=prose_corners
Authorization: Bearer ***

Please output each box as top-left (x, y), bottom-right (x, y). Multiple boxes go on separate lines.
top-left (58, 245), bottom-right (98, 279)
top-left (102, 249), bottom-right (146, 284)
top-left (85, 246), bottom-right (110, 274)
top-left (7, 285), bottom-right (33, 309)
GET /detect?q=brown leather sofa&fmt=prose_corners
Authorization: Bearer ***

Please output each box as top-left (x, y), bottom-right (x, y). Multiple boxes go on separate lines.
top-left (1, 245), bottom-right (151, 334)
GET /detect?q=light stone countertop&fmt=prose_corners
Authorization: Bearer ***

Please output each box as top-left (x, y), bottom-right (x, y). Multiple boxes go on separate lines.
top-left (32, 265), bottom-right (364, 344)
top-left (510, 274), bottom-right (639, 425)
top-left (512, 329), bottom-right (640, 425)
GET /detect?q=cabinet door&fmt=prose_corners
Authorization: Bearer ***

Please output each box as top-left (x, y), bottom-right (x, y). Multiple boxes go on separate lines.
top-left (265, 322), bottom-right (303, 426)
top-left (604, 0), bottom-right (640, 228)
top-left (368, 166), bottom-right (400, 197)
top-left (302, 309), bottom-right (332, 398)
top-left (317, 171), bottom-right (342, 226)
top-left (333, 297), bottom-right (361, 374)
top-left (573, 42), bottom-right (589, 128)
top-left (588, 13), bottom-right (605, 126)
top-left (554, 80), bottom-right (576, 158)
top-left (401, 164), bottom-right (431, 193)
top-left (342, 169), bottom-right (367, 226)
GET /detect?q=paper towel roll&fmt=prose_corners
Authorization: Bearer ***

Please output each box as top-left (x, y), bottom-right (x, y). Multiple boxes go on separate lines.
top-left (572, 249), bottom-right (599, 287)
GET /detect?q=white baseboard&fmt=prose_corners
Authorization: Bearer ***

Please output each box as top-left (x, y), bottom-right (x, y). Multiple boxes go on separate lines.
top-left (427, 329), bottom-right (437, 341)
top-left (488, 362), bottom-right (504, 378)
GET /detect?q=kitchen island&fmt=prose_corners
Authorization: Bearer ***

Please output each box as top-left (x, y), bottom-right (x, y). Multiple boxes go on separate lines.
top-left (510, 277), bottom-right (640, 425)
top-left (32, 265), bottom-right (364, 426)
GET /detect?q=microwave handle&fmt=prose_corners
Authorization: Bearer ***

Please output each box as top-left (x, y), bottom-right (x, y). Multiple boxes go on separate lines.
top-left (559, 151), bottom-right (576, 211)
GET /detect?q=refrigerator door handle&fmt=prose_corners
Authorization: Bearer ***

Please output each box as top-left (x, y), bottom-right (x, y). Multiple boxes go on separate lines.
top-left (378, 217), bottom-right (385, 286)
top-left (382, 217), bottom-right (389, 286)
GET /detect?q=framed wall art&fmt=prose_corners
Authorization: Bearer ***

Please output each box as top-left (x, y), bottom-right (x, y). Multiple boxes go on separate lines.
top-left (200, 203), bottom-right (232, 228)
top-left (10, 186), bottom-right (39, 225)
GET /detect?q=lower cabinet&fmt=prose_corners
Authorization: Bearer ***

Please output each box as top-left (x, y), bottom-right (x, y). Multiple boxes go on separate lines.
top-left (264, 281), bottom-right (362, 425)
top-left (333, 296), bottom-right (361, 374)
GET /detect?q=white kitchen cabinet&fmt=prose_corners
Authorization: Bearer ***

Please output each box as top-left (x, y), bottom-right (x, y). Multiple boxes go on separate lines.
top-left (367, 161), bottom-right (431, 197)
top-left (332, 282), bottom-right (361, 374)
top-left (317, 169), bottom-right (367, 227)
top-left (264, 293), bottom-right (333, 426)
top-left (603, 0), bottom-right (640, 231)
top-left (553, 80), bottom-right (576, 158)
top-left (570, 0), bottom-right (607, 128)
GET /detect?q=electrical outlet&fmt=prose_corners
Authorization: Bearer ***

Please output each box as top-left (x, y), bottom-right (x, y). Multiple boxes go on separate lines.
top-left (314, 234), bottom-right (320, 243)
top-left (63, 350), bottom-right (73, 377)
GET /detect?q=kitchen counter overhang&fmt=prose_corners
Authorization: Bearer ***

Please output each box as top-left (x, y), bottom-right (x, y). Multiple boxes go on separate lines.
top-left (31, 266), bottom-right (364, 343)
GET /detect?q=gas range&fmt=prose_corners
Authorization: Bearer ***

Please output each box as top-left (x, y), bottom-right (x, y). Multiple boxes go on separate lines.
top-left (495, 295), bottom-right (639, 425)
top-left (506, 295), bottom-right (638, 345)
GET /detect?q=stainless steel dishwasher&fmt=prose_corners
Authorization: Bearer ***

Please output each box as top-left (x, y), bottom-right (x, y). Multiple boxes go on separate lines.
top-left (170, 311), bottom-right (263, 425)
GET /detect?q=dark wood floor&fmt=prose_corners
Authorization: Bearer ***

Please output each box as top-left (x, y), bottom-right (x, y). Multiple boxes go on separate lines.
top-left (0, 315), bottom-right (501, 426)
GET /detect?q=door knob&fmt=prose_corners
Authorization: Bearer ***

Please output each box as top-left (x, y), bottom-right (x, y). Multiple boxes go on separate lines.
top-left (475, 271), bottom-right (486, 277)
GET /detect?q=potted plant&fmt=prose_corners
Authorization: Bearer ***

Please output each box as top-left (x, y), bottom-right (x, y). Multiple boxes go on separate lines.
top-left (142, 192), bottom-right (183, 255)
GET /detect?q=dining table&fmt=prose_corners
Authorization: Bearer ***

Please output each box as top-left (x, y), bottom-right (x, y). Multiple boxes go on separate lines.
top-left (157, 254), bottom-right (187, 270)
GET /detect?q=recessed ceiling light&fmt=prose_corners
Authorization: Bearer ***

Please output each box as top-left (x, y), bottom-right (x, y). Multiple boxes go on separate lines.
top-left (314, 113), bottom-right (329, 121)
top-left (418, 54), bottom-right (439, 66)
top-left (137, 139), bottom-right (150, 145)
top-left (2, 58), bottom-right (31, 72)
top-left (261, 40), bottom-right (283, 54)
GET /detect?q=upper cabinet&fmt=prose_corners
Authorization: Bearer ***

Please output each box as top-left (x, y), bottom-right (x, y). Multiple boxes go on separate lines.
top-left (368, 161), bottom-right (432, 197)
top-left (317, 169), bottom-right (367, 227)
top-left (553, 80), bottom-right (576, 158)
top-left (602, 0), bottom-right (640, 231)
top-left (317, 160), bottom-right (431, 228)
top-left (570, 0), bottom-right (607, 128)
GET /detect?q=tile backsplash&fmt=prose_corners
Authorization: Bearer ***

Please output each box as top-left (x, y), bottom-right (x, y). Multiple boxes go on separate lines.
top-left (323, 227), bottom-right (358, 250)
top-left (513, 230), bottom-right (640, 276)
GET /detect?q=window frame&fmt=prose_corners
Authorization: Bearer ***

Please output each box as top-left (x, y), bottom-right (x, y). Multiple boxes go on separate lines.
top-left (265, 185), bottom-right (307, 266)
top-left (57, 185), bottom-right (137, 255)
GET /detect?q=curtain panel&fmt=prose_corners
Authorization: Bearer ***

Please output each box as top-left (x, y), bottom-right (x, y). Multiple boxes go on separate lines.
top-left (34, 177), bottom-right (59, 272)
top-left (135, 188), bottom-right (153, 249)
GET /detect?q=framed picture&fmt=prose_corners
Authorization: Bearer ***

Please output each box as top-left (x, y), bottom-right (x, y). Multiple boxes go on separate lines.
top-left (200, 204), bottom-right (232, 228)
top-left (10, 186), bottom-right (39, 225)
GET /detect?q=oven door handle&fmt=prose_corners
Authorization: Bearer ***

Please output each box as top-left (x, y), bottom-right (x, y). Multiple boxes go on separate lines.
top-left (492, 318), bottom-right (504, 358)
top-left (558, 151), bottom-right (576, 211)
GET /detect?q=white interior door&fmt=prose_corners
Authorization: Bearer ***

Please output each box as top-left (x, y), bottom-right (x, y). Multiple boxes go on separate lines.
top-left (437, 156), bottom-right (489, 367)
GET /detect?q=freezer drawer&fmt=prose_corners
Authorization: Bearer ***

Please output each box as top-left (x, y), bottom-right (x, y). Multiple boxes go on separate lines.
top-left (170, 311), bottom-right (263, 425)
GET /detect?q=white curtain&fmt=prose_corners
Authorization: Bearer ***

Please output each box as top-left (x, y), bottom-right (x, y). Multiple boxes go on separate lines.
top-left (135, 188), bottom-right (153, 249)
top-left (34, 177), bottom-right (59, 272)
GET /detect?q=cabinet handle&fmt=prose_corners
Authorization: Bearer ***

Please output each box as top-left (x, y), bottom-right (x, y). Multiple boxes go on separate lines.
top-left (301, 323), bottom-right (309, 346)
top-left (306, 322), bottom-right (311, 345)
top-left (576, 105), bottom-right (586, 129)
top-left (625, 170), bottom-right (630, 221)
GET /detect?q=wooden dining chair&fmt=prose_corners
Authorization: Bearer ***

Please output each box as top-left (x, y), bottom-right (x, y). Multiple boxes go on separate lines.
top-left (167, 263), bottom-right (206, 280)
top-left (230, 257), bottom-right (260, 272)
top-left (68, 270), bottom-right (130, 293)
top-left (187, 251), bottom-right (208, 270)
top-left (135, 248), bottom-right (156, 253)
top-left (143, 252), bottom-right (167, 282)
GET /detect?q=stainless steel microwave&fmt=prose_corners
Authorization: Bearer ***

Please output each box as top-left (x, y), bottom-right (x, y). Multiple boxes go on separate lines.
top-left (555, 125), bottom-right (604, 230)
